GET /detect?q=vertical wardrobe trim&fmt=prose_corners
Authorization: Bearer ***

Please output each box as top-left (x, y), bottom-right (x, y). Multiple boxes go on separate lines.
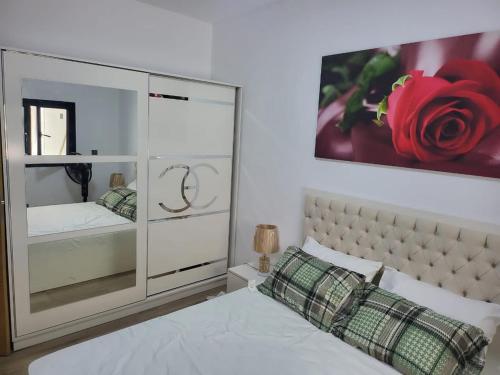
top-left (229, 88), bottom-right (242, 267)
top-left (0, 51), bottom-right (12, 355)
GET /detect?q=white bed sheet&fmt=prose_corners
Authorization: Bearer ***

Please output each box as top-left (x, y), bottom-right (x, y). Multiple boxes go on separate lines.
top-left (29, 288), bottom-right (400, 375)
top-left (28, 202), bottom-right (132, 237)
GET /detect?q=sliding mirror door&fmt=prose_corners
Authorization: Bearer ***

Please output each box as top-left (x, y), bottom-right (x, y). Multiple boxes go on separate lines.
top-left (2, 51), bottom-right (148, 336)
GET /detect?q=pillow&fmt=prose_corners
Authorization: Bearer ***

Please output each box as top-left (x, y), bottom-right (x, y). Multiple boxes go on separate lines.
top-left (115, 192), bottom-right (137, 222)
top-left (302, 236), bottom-right (383, 283)
top-left (257, 246), bottom-right (365, 332)
top-left (379, 267), bottom-right (500, 342)
top-left (96, 187), bottom-right (135, 212)
top-left (332, 283), bottom-right (489, 375)
top-left (127, 180), bottom-right (137, 190)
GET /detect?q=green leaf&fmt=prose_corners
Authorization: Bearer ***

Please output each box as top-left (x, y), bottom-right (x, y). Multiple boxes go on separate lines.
top-left (391, 74), bottom-right (412, 91)
top-left (321, 84), bottom-right (336, 96)
top-left (329, 66), bottom-right (350, 83)
top-left (372, 119), bottom-right (385, 127)
top-left (319, 84), bottom-right (340, 108)
top-left (337, 89), bottom-right (366, 132)
top-left (356, 52), bottom-right (399, 89)
top-left (337, 52), bottom-right (399, 132)
top-left (345, 50), bottom-right (373, 68)
top-left (376, 96), bottom-right (388, 121)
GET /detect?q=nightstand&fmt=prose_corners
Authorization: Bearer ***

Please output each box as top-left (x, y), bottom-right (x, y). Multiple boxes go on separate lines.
top-left (226, 264), bottom-right (268, 293)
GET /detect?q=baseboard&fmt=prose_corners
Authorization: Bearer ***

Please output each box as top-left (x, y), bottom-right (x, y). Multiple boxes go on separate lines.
top-left (12, 275), bottom-right (227, 350)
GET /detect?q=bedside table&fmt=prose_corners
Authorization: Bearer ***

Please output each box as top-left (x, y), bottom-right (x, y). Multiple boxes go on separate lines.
top-left (227, 264), bottom-right (268, 293)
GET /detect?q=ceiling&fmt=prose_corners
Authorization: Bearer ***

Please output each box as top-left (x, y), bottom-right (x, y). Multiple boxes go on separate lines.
top-left (137, 0), bottom-right (279, 23)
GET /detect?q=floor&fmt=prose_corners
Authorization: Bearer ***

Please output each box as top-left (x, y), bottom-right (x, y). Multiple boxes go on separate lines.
top-left (0, 285), bottom-right (225, 375)
top-left (30, 271), bottom-right (136, 313)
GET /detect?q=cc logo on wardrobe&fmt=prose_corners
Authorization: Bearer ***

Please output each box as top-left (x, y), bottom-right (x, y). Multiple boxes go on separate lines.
top-left (158, 163), bottom-right (219, 213)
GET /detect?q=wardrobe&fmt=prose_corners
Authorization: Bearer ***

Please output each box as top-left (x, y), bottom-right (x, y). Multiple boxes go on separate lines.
top-left (0, 50), bottom-right (240, 349)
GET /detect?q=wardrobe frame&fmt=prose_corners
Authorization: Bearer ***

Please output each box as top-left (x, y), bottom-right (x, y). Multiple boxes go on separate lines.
top-left (0, 46), bottom-right (242, 350)
top-left (0, 57), bottom-right (12, 355)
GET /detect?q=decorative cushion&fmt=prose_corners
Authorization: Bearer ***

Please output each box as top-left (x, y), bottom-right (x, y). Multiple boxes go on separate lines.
top-left (257, 246), bottom-right (365, 332)
top-left (96, 187), bottom-right (135, 212)
top-left (115, 192), bottom-right (137, 222)
top-left (332, 283), bottom-right (489, 375)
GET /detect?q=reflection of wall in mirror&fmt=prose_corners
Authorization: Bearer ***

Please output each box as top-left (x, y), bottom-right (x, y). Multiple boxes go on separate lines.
top-left (22, 80), bottom-right (137, 206)
top-left (25, 164), bottom-right (136, 207)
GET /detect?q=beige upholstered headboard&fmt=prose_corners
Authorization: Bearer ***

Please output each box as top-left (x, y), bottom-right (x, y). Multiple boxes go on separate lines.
top-left (304, 189), bottom-right (500, 304)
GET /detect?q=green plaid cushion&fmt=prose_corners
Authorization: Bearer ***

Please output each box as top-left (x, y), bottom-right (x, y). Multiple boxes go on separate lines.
top-left (332, 283), bottom-right (489, 375)
top-left (96, 187), bottom-right (135, 212)
top-left (257, 246), bottom-right (365, 332)
top-left (115, 192), bottom-right (137, 222)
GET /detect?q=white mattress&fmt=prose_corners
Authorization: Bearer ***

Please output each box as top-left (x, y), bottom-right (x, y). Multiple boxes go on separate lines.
top-left (28, 202), bottom-right (132, 237)
top-left (29, 288), bottom-right (400, 375)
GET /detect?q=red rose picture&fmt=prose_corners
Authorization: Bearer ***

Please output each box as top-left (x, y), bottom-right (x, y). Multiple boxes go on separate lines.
top-left (316, 31), bottom-right (500, 178)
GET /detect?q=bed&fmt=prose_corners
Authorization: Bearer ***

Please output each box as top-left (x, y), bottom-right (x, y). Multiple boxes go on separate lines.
top-left (29, 189), bottom-right (500, 374)
top-left (28, 202), bottom-right (136, 294)
top-left (28, 202), bottom-right (132, 237)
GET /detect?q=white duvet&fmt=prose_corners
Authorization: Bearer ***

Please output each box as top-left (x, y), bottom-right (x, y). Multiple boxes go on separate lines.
top-left (29, 288), bottom-right (400, 375)
top-left (28, 202), bottom-right (132, 237)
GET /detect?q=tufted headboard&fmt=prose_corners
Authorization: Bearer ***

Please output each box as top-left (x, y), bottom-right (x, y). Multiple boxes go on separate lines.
top-left (303, 189), bottom-right (500, 304)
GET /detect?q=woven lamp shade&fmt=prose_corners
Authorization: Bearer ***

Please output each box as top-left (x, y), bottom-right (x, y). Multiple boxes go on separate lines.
top-left (254, 224), bottom-right (279, 254)
top-left (109, 173), bottom-right (125, 188)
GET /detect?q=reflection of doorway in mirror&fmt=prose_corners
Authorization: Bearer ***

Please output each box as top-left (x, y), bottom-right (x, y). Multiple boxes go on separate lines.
top-left (23, 99), bottom-right (76, 156)
top-left (40, 107), bottom-right (67, 155)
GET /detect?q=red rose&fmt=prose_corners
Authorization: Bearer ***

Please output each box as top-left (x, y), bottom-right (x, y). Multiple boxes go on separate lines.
top-left (386, 60), bottom-right (500, 162)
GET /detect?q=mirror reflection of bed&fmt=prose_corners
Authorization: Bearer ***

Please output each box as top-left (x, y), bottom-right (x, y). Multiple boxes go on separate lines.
top-left (26, 165), bottom-right (138, 313)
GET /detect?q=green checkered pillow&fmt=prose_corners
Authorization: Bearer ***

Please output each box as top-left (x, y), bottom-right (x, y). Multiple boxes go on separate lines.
top-left (115, 192), bottom-right (137, 222)
top-left (257, 246), bottom-right (365, 332)
top-left (332, 283), bottom-right (489, 375)
top-left (96, 187), bottom-right (135, 212)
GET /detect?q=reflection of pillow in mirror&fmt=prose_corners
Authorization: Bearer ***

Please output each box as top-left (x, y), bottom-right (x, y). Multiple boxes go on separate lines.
top-left (116, 193), bottom-right (137, 222)
top-left (96, 187), bottom-right (135, 211)
top-left (127, 180), bottom-right (137, 190)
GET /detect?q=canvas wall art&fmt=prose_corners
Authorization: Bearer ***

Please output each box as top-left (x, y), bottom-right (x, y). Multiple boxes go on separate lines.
top-left (316, 31), bottom-right (500, 178)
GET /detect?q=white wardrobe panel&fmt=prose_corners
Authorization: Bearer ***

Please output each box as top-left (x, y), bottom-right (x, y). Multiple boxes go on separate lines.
top-left (3, 51), bottom-right (149, 336)
top-left (148, 158), bottom-right (232, 220)
top-left (148, 212), bottom-right (229, 277)
top-left (150, 76), bottom-right (235, 103)
top-left (147, 260), bottom-right (227, 296)
top-left (149, 98), bottom-right (235, 156)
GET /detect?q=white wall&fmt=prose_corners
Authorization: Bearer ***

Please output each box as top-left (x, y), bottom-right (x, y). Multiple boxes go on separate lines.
top-left (211, 0), bottom-right (500, 265)
top-left (0, 0), bottom-right (212, 78)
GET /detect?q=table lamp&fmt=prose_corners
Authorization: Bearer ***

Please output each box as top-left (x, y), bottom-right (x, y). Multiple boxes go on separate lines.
top-left (109, 173), bottom-right (125, 188)
top-left (254, 224), bottom-right (279, 274)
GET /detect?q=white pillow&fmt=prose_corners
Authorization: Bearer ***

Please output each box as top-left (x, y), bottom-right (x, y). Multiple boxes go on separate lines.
top-left (380, 267), bottom-right (500, 342)
top-left (302, 236), bottom-right (383, 282)
top-left (127, 180), bottom-right (137, 190)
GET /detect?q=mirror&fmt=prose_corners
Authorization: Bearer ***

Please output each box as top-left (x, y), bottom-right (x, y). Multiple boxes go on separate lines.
top-left (22, 79), bottom-right (137, 156)
top-left (25, 162), bottom-right (137, 237)
top-left (29, 229), bottom-right (136, 313)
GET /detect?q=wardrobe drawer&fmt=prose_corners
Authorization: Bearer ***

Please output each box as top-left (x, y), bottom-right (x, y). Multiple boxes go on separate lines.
top-left (149, 158), bottom-right (232, 220)
top-left (148, 212), bottom-right (230, 277)
top-left (147, 260), bottom-right (227, 296)
top-left (149, 98), bottom-right (235, 156)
